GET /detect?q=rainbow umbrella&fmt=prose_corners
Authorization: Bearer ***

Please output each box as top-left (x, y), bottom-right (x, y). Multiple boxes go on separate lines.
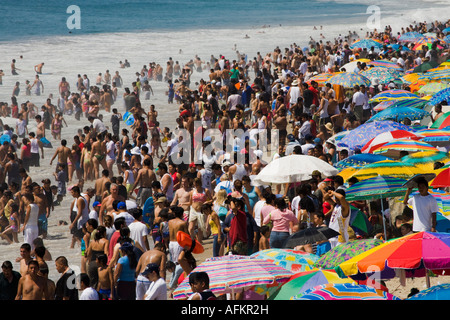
top-left (413, 38), bottom-right (444, 51)
top-left (372, 139), bottom-right (439, 158)
top-left (398, 32), bottom-right (424, 42)
top-left (269, 269), bottom-right (356, 300)
top-left (367, 60), bottom-right (403, 70)
top-left (401, 151), bottom-right (450, 171)
top-left (295, 283), bottom-right (401, 300)
top-left (360, 67), bottom-right (403, 84)
top-left (418, 69), bottom-right (450, 81)
top-left (338, 232), bottom-right (450, 286)
top-left (369, 89), bottom-right (419, 103)
top-left (367, 106), bottom-right (430, 122)
top-left (250, 249), bottom-right (319, 273)
top-left (346, 160), bottom-right (426, 181)
top-left (334, 153), bottom-right (392, 170)
top-left (408, 283), bottom-right (450, 300)
top-left (328, 72), bottom-right (371, 88)
top-left (418, 82), bottom-right (450, 95)
top-left (361, 129), bottom-right (422, 154)
top-left (373, 100), bottom-right (396, 111)
top-left (427, 87), bottom-right (450, 107)
top-left (430, 111), bottom-right (450, 129)
top-left (172, 255), bottom-right (293, 299)
top-left (306, 72), bottom-right (339, 87)
top-left (337, 120), bottom-right (415, 151)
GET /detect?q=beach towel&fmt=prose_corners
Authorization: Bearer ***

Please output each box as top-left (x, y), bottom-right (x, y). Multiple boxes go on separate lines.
top-left (40, 137), bottom-right (53, 148)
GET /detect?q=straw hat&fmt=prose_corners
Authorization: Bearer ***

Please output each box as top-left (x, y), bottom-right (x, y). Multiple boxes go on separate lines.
top-left (325, 122), bottom-right (333, 132)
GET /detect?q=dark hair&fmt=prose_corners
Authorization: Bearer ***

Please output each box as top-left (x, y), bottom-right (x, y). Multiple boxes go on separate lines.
top-left (79, 273), bottom-right (91, 287)
top-left (275, 197), bottom-right (288, 211)
top-left (113, 217), bottom-right (126, 230)
top-left (188, 271), bottom-right (210, 288)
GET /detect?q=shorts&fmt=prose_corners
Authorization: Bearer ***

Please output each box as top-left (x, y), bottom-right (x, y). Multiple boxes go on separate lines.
top-left (169, 241), bottom-right (184, 263)
top-left (136, 187), bottom-right (152, 207)
top-left (189, 207), bottom-right (206, 234)
top-left (136, 274), bottom-right (151, 300)
top-left (353, 105), bottom-right (363, 122)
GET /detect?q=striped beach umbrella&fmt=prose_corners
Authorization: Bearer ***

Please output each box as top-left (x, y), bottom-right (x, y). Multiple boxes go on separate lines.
top-left (296, 283), bottom-right (401, 300)
top-left (431, 111), bottom-right (450, 129)
top-left (250, 249), bottom-right (319, 273)
top-left (361, 129), bottom-right (422, 154)
top-left (418, 82), bottom-right (450, 96)
top-left (350, 39), bottom-right (383, 50)
top-left (398, 31), bottom-right (424, 42)
top-left (334, 153), bottom-right (392, 170)
top-left (328, 72), bottom-right (371, 88)
top-left (269, 270), bottom-right (356, 300)
top-left (413, 38), bottom-right (444, 51)
top-left (367, 60), bottom-right (403, 70)
top-left (346, 160), bottom-right (426, 181)
top-left (172, 255), bottom-right (293, 299)
top-left (367, 106), bottom-right (430, 122)
top-left (401, 151), bottom-right (450, 171)
top-left (344, 176), bottom-right (408, 201)
top-left (372, 139), bottom-right (439, 158)
top-left (417, 128), bottom-right (450, 146)
top-left (360, 67), bottom-right (403, 84)
top-left (427, 87), bottom-right (450, 106)
top-left (369, 89), bottom-right (419, 103)
top-left (306, 72), bottom-right (339, 86)
top-left (383, 98), bottom-right (430, 110)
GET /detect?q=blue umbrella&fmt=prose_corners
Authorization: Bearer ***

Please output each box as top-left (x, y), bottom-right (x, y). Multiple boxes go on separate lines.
top-left (398, 32), bottom-right (423, 42)
top-left (445, 35), bottom-right (450, 43)
top-left (436, 212), bottom-right (450, 233)
top-left (384, 98), bottom-right (430, 110)
top-left (443, 27), bottom-right (450, 34)
top-left (337, 121), bottom-right (416, 151)
top-left (408, 283), bottom-right (450, 300)
top-left (367, 106), bottom-right (431, 122)
top-left (334, 153), bottom-right (392, 170)
top-left (427, 87), bottom-right (450, 106)
top-left (350, 39), bottom-right (383, 50)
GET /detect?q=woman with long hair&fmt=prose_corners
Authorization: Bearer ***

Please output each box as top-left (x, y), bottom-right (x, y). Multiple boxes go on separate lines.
top-left (263, 197), bottom-right (299, 248)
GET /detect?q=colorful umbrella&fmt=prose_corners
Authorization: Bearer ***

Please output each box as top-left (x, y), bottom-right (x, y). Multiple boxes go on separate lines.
top-left (337, 120), bottom-right (415, 151)
top-left (383, 98), bottom-right (430, 110)
top-left (398, 32), bottom-right (424, 42)
top-left (306, 72), bottom-right (339, 87)
top-left (367, 106), bottom-right (430, 122)
top-left (283, 227), bottom-right (340, 248)
top-left (334, 153), bottom-right (392, 170)
top-left (360, 67), bottom-right (403, 84)
top-left (344, 176), bottom-right (408, 201)
top-left (430, 168), bottom-right (450, 188)
top-left (418, 69), bottom-right (450, 81)
top-left (361, 129), bottom-right (422, 154)
top-left (171, 255), bottom-right (293, 299)
top-left (436, 212), bottom-right (450, 233)
top-left (369, 89), bottom-right (419, 103)
top-left (373, 100), bottom-right (396, 111)
top-left (314, 239), bottom-right (384, 271)
top-left (296, 283), bottom-right (401, 300)
top-left (401, 151), bottom-right (450, 171)
top-left (346, 160), bottom-right (426, 181)
top-left (350, 39), bottom-right (383, 50)
top-left (250, 249), bottom-right (319, 273)
top-left (367, 60), bottom-right (403, 70)
top-left (338, 232), bottom-right (450, 280)
top-left (413, 38), bottom-right (444, 51)
top-left (269, 269), bottom-right (356, 300)
top-left (340, 59), bottom-right (371, 72)
top-left (418, 82), bottom-right (450, 95)
top-left (427, 87), bottom-right (450, 106)
top-left (408, 283), bottom-right (450, 300)
top-left (327, 72), bottom-right (371, 88)
top-left (430, 111), bottom-right (450, 129)
top-left (372, 139), bottom-right (439, 158)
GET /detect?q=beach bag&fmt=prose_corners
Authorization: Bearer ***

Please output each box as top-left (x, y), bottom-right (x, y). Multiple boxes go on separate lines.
top-left (217, 205), bottom-right (228, 222)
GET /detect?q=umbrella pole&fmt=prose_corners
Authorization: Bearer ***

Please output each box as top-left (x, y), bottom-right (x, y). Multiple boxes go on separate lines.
top-left (380, 196), bottom-right (387, 242)
top-left (426, 270), bottom-right (431, 288)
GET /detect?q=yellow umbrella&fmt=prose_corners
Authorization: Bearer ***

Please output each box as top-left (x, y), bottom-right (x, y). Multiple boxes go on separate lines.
top-left (337, 167), bottom-right (358, 182)
top-left (401, 151), bottom-right (450, 172)
top-left (346, 160), bottom-right (427, 181)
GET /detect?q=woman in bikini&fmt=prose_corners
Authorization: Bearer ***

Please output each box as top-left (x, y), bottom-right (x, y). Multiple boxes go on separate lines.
top-left (80, 142), bottom-right (94, 181)
top-left (91, 134), bottom-right (108, 180)
top-left (188, 178), bottom-right (212, 244)
top-left (51, 113), bottom-right (63, 140)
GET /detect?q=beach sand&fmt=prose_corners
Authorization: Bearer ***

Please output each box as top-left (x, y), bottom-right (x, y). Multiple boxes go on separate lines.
top-left (0, 11), bottom-right (448, 300)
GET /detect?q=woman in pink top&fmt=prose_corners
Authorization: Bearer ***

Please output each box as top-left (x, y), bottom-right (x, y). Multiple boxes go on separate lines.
top-left (263, 197), bottom-right (298, 248)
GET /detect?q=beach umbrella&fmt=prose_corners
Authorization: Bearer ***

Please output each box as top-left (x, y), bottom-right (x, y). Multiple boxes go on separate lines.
top-left (436, 213), bottom-right (450, 233)
top-left (334, 153), bottom-right (392, 170)
top-left (408, 283), bottom-right (450, 300)
top-left (413, 60), bottom-right (441, 73)
top-left (314, 239), bottom-right (384, 271)
top-left (171, 255), bottom-right (293, 299)
top-left (340, 59), bottom-right (371, 72)
top-left (372, 139), bottom-right (439, 158)
top-left (350, 39), bottom-right (383, 50)
top-left (445, 35), bottom-right (450, 43)
top-left (360, 67), bottom-right (403, 84)
top-left (398, 32), bottom-right (423, 42)
top-left (369, 89), bottom-right (419, 103)
top-left (444, 27), bottom-right (450, 34)
top-left (252, 154), bottom-right (339, 185)
top-left (283, 227), bottom-right (340, 249)
top-left (346, 160), bottom-right (426, 181)
top-left (418, 82), bottom-right (450, 95)
top-left (401, 151), bottom-right (450, 171)
top-left (401, 72), bottom-right (421, 84)
top-left (382, 98), bottom-right (430, 110)
top-left (327, 72), bottom-right (371, 88)
top-left (306, 72), bottom-right (339, 87)
top-left (269, 269), bottom-right (356, 300)
top-left (250, 249), bottom-right (319, 273)
top-left (418, 69), bottom-right (450, 81)
top-left (367, 60), bottom-right (403, 70)
top-left (373, 100), bottom-right (396, 111)
top-left (295, 283), bottom-right (401, 300)
top-left (344, 176), bottom-right (408, 202)
top-left (338, 232), bottom-right (450, 286)
top-left (367, 106), bottom-right (430, 122)
top-left (361, 130), bottom-right (423, 154)
top-left (430, 111), bottom-right (450, 129)
top-left (337, 120), bottom-right (415, 151)
top-left (348, 205), bottom-right (373, 236)
top-left (413, 38), bottom-right (444, 51)
top-left (427, 87), bottom-right (450, 106)
top-left (430, 168), bottom-right (450, 188)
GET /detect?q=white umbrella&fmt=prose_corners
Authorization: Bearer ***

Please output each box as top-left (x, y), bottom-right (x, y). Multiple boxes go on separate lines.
top-left (253, 155), bottom-right (339, 185)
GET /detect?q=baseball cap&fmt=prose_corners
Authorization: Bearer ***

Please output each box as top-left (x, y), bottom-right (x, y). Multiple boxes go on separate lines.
top-left (117, 202), bottom-right (127, 210)
top-left (141, 263), bottom-right (160, 277)
top-left (93, 201), bottom-right (101, 207)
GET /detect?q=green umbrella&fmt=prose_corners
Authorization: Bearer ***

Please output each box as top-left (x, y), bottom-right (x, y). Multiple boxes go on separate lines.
top-left (413, 60), bottom-right (440, 73)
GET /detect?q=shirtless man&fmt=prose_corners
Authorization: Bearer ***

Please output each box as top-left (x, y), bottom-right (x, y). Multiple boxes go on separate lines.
top-left (35, 115), bottom-right (45, 138)
top-left (32, 183), bottom-right (50, 238)
top-left (15, 260), bottom-right (49, 300)
top-left (147, 104), bottom-right (158, 127)
top-left (34, 63), bottom-right (44, 74)
top-left (99, 183), bottom-right (125, 224)
top-left (11, 59), bottom-right (19, 75)
top-left (91, 135), bottom-right (108, 179)
top-left (135, 242), bottom-right (167, 300)
top-left (94, 169), bottom-right (111, 202)
top-left (170, 175), bottom-right (192, 220)
top-left (272, 108), bottom-right (288, 146)
top-left (130, 158), bottom-right (156, 208)
top-left (50, 139), bottom-right (72, 182)
top-left (18, 243), bottom-right (33, 277)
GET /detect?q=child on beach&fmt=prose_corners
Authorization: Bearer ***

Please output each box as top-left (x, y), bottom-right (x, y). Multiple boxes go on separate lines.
top-left (0, 202), bottom-right (20, 244)
top-left (53, 163), bottom-right (67, 203)
top-left (258, 225), bottom-right (270, 250)
top-left (142, 80), bottom-right (153, 100)
top-left (97, 254), bottom-right (115, 300)
top-left (187, 271), bottom-right (216, 300)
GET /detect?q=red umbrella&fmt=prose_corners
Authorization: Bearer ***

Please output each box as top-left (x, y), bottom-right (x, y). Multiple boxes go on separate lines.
top-left (430, 168), bottom-right (450, 188)
top-left (361, 129), bottom-right (423, 154)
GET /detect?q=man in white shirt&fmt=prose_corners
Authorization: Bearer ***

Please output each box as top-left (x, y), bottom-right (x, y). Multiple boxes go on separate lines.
top-left (128, 207), bottom-right (150, 251)
top-left (351, 85), bottom-right (366, 123)
top-left (88, 116), bottom-right (106, 135)
top-left (298, 114), bottom-right (311, 143)
top-left (79, 273), bottom-right (99, 300)
top-left (142, 263), bottom-right (167, 300)
top-left (403, 178), bottom-right (439, 232)
top-left (360, 85), bottom-right (371, 122)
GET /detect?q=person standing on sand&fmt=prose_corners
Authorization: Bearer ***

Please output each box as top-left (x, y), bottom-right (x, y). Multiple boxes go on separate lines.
top-left (168, 206), bottom-right (188, 289)
top-left (15, 260), bottom-right (49, 300)
top-left (50, 139), bottom-right (72, 182)
top-left (129, 158), bottom-right (156, 208)
top-left (34, 63), bottom-right (44, 74)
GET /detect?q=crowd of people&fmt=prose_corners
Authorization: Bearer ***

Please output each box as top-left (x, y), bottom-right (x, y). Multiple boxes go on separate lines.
top-left (0, 19), bottom-right (449, 300)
